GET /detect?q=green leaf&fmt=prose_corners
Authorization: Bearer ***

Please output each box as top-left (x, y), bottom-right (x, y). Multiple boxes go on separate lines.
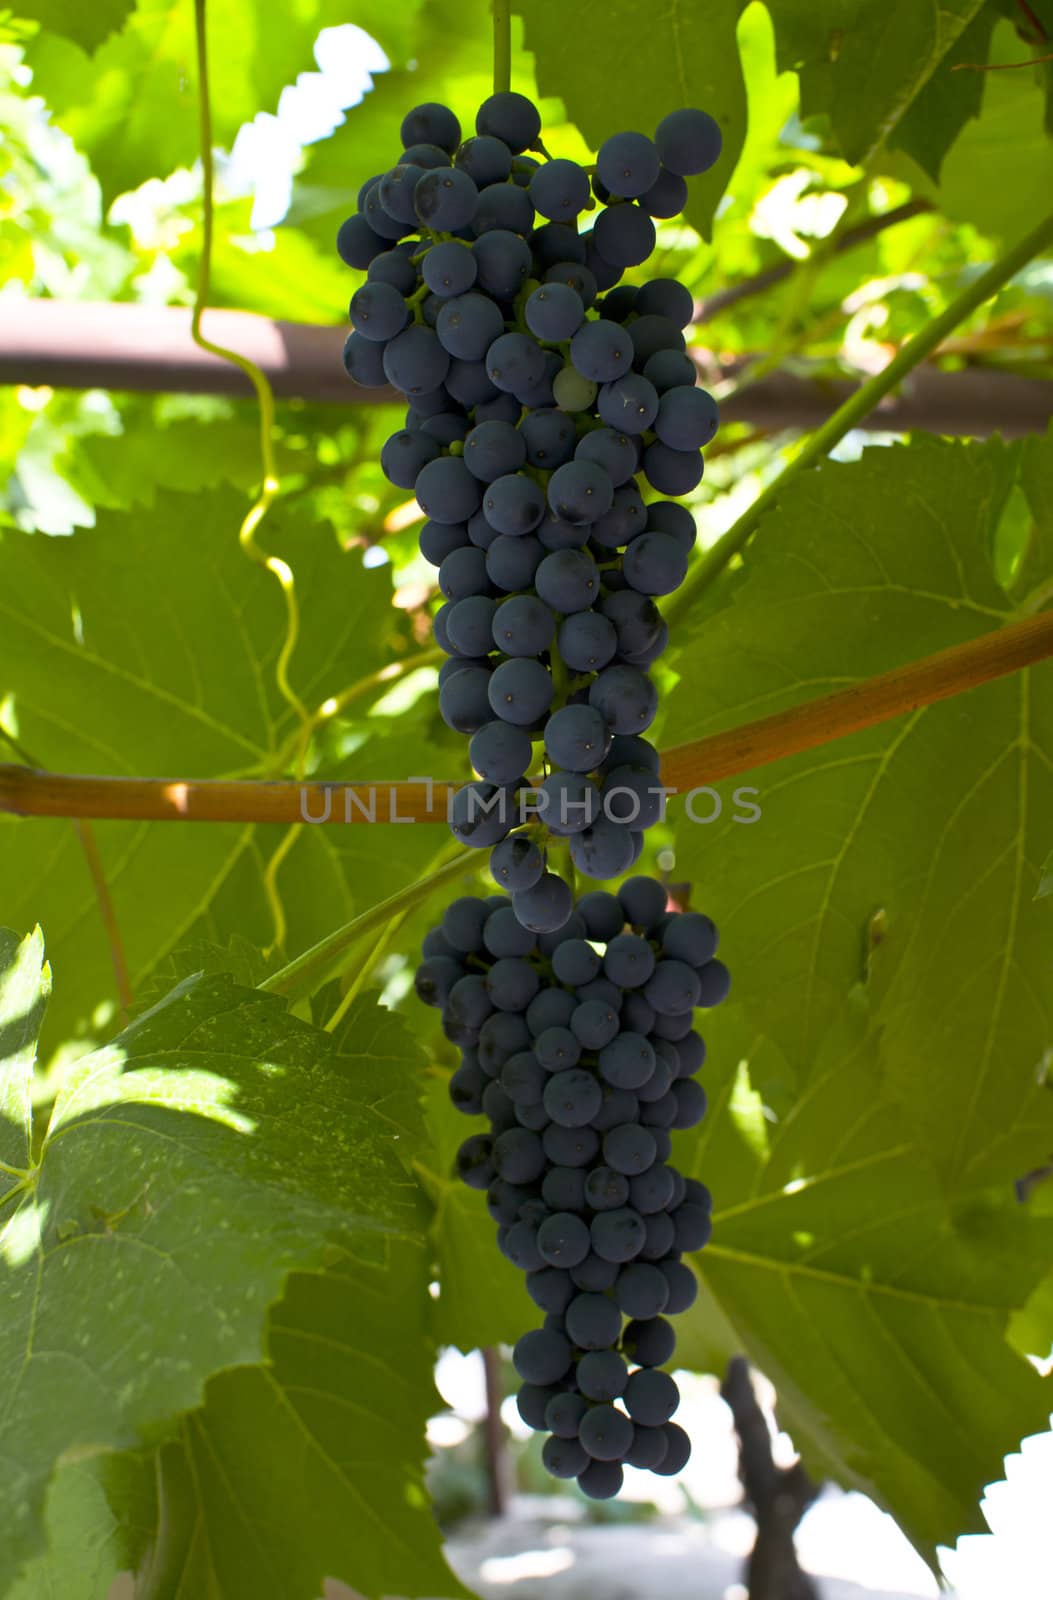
top-left (172, 199), bottom-right (360, 324)
top-left (24, 0), bottom-right (425, 204)
top-left (13, 0), bottom-right (133, 52)
top-left (890, 5), bottom-right (997, 178)
top-left (666, 433), bottom-right (1053, 1194)
top-left (133, 933), bottom-right (278, 1011)
top-left (673, 1005), bottom-right (1053, 1563)
top-left (64, 409), bottom-right (276, 513)
top-left (0, 936), bottom-right (429, 1591)
top-left (5, 1454), bottom-right (154, 1600)
top-left (0, 487), bottom-right (441, 1052)
top-left (919, 18), bottom-right (1053, 239)
top-left (769, 0), bottom-right (988, 168)
top-left (517, 0), bottom-right (746, 242)
top-left (138, 1249), bottom-right (470, 1600)
top-left (1010, 424), bottom-right (1053, 606)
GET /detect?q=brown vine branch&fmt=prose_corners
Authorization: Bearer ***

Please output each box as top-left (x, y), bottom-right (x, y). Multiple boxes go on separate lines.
top-left (721, 1357), bottom-right (819, 1600)
top-left (660, 608), bottom-right (1053, 792)
top-left (1, 610), bottom-right (1050, 826)
top-left (952, 52), bottom-right (1053, 70)
top-left (73, 820), bottom-right (134, 1017)
top-left (1017, 0), bottom-right (1048, 42)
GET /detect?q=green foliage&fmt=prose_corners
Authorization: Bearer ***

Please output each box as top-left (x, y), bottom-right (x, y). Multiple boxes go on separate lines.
top-left (13, 0), bottom-right (133, 53)
top-left (666, 433), bottom-right (1053, 1192)
top-left (0, 929), bottom-right (449, 1594)
top-left (138, 1249), bottom-right (471, 1600)
top-left (5, 1456), bottom-right (154, 1600)
top-left (773, 0), bottom-right (988, 166)
top-left (2, 0), bottom-right (1053, 1592)
top-left (519, 0), bottom-right (997, 237)
top-left (672, 1005), bottom-right (1053, 1561)
top-left (288, 0), bottom-right (530, 251)
top-left (519, 0), bottom-right (746, 241)
top-left (22, 0), bottom-right (424, 206)
top-left (0, 487), bottom-right (441, 1050)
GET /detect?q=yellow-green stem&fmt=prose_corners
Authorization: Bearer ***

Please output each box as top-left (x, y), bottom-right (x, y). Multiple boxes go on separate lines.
top-left (261, 849), bottom-right (477, 1002)
top-left (492, 0), bottom-right (512, 95)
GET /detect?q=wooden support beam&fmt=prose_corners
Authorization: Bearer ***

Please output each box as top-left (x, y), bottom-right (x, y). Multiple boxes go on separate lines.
top-left (1, 299), bottom-right (1050, 437)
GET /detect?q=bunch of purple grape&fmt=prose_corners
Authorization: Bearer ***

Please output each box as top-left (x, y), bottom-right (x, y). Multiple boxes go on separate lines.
top-left (340, 89), bottom-right (730, 1497)
top-left (337, 92), bottom-right (722, 932)
top-left (415, 874), bottom-right (729, 1496)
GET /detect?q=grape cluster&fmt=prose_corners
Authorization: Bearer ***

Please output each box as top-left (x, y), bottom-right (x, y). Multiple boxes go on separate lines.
top-left (416, 875), bottom-right (729, 1497)
top-left (336, 94), bottom-right (723, 929)
top-left (341, 89), bottom-right (732, 1497)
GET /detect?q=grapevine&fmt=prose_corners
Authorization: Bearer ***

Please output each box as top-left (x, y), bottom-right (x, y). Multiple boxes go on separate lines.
top-left (336, 85), bottom-right (730, 1496)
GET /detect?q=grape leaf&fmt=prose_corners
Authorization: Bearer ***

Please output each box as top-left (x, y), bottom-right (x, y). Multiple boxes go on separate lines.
top-left (889, 4), bottom-right (996, 179)
top-left (170, 197), bottom-right (359, 324)
top-left (666, 432), bottom-right (1053, 1194)
top-left (518, 0), bottom-right (989, 239)
top-left (913, 18), bottom-right (1053, 239)
top-left (516, 0), bottom-right (745, 243)
top-left (4, 1454), bottom-right (154, 1600)
top-left (12, 0), bottom-right (133, 52)
top-left (769, 0), bottom-right (988, 166)
top-left (64, 409), bottom-right (280, 512)
top-left (0, 487), bottom-right (442, 1053)
top-left (137, 1248), bottom-right (470, 1600)
top-left (23, 0), bottom-right (425, 204)
top-left (0, 932), bottom-right (429, 1591)
top-left (673, 1003), bottom-right (1053, 1564)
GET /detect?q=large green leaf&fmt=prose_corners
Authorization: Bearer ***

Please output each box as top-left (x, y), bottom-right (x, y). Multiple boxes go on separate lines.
top-left (13, 0), bottom-right (133, 53)
top-left (666, 432), bottom-right (1053, 1194)
top-left (673, 1004), bottom-right (1053, 1563)
top-left (909, 19), bottom-right (1053, 239)
top-left (517, 0), bottom-right (745, 242)
top-left (23, 0), bottom-right (424, 204)
top-left (0, 933), bottom-right (430, 1591)
top-left (770, 0), bottom-right (988, 166)
top-left (138, 1248), bottom-right (469, 1600)
top-left (889, 4), bottom-right (996, 178)
top-left (518, 0), bottom-right (993, 240)
top-left (0, 487), bottom-right (441, 1052)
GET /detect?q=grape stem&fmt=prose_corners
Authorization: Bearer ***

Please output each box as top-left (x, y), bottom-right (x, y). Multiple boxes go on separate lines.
top-left (260, 849), bottom-right (477, 1001)
top-left (492, 0), bottom-right (512, 96)
top-left (668, 206), bottom-right (1053, 625)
